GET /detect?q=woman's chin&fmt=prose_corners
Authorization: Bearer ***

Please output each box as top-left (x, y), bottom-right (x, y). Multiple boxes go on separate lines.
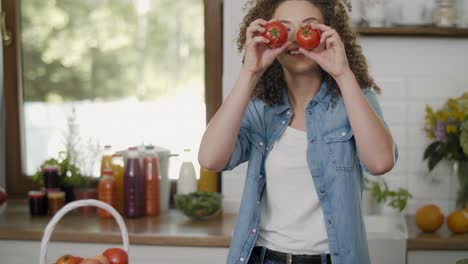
top-left (281, 61), bottom-right (320, 76)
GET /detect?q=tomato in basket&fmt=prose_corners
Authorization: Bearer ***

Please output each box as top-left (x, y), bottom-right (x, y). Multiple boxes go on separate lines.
top-left (103, 248), bottom-right (128, 264)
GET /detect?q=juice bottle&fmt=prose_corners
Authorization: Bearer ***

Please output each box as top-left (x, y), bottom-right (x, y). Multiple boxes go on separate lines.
top-left (124, 147), bottom-right (145, 218)
top-left (101, 145), bottom-right (113, 177)
top-left (198, 168), bottom-right (218, 192)
top-left (98, 169), bottom-right (117, 219)
top-left (143, 146), bottom-right (160, 216)
top-left (111, 154), bottom-right (125, 214)
top-left (177, 149), bottom-right (197, 195)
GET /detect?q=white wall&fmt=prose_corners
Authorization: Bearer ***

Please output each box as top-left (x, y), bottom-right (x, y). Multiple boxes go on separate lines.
top-left (221, 0), bottom-right (468, 215)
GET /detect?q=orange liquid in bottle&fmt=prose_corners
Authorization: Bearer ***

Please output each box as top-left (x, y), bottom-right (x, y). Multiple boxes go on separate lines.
top-left (98, 169), bottom-right (117, 218)
top-left (143, 147), bottom-right (160, 216)
top-left (111, 154), bottom-right (125, 214)
top-left (101, 145), bottom-right (113, 177)
top-left (198, 168), bottom-right (218, 192)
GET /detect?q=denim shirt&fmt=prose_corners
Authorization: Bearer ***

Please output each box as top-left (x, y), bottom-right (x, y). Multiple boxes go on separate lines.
top-left (224, 81), bottom-right (398, 264)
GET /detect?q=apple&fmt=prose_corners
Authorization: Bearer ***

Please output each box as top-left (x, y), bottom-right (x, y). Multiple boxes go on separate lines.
top-left (0, 187), bottom-right (6, 205)
top-left (55, 254), bottom-right (83, 264)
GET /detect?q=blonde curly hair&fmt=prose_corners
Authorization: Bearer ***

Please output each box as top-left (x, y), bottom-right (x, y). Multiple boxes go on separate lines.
top-left (237, 0), bottom-right (380, 105)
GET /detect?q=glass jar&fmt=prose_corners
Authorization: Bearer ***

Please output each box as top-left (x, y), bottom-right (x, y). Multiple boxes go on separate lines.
top-left (47, 191), bottom-right (65, 216)
top-left (28, 190), bottom-right (47, 216)
top-left (42, 165), bottom-right (60, 189)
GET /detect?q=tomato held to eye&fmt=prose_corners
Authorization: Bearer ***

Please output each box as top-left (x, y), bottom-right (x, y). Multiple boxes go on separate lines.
top-left (262, 21), bottom-right (288, 48)
top-left (296, 25), bottom-right (321, 50)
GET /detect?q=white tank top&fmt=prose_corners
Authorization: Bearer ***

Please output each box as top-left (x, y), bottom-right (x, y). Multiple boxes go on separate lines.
top-left (255, 126), bottom-right (329, 254)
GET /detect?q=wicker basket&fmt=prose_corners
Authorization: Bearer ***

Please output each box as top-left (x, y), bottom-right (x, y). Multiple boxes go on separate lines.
top-left (39, 199), bottom-right (129, 264)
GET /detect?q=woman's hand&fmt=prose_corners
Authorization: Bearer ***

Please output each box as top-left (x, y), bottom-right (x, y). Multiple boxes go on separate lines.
top-left (299, 23), bottom-right (351, 80)
top-left (242, 18), bottom-right (291, 77)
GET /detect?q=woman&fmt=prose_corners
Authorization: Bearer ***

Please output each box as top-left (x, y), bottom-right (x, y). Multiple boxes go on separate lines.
top-left (199, 0), bottom-right (398, 263)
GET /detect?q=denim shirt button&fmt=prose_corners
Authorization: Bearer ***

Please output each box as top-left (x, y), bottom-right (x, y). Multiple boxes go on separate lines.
top-left (252, 229), bottom-right (257, 233)
top-left (282, 120), bottom-right (286, 124)
top-left (287, 110), bottom-right (291, 115)
top-left (341, 132), bottom-right (346, 136)
top-left (320, 189), bottom-right (325, 194)
top-left (240, 257), bottom-right (245, 262)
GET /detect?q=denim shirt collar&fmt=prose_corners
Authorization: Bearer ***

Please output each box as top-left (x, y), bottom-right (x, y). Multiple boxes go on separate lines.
top-left (275, 80), bottom-right (332, 115)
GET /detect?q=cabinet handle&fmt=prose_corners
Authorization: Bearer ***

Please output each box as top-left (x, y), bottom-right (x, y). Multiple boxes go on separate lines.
top-left (1, 11), bottom-right (12, 47)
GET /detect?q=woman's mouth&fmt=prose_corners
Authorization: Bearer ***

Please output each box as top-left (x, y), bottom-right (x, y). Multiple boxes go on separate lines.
top-left (287, 49), bottom-right (303, 57)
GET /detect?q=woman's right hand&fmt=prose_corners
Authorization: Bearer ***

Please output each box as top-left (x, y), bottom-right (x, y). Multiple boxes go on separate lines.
top-left (242, 18), bottom-right (291, 77)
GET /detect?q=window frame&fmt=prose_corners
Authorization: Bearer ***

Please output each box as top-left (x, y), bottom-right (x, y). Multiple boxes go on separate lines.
top-left (3, 0), bottom-right (223, 197)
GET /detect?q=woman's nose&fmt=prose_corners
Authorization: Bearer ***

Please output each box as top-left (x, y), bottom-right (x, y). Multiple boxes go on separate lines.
top-left (287, 28), bottom-right (297, 41)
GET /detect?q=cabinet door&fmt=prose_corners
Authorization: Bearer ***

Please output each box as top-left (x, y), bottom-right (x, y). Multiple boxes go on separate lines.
top-left (408, 250), bottom-right (468, 264)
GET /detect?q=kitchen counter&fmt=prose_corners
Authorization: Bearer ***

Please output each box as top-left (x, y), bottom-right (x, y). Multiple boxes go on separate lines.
top-left (1, 201), bottom-right (467, 251)
top-left (405, 215), bottom-right (468, 251)
top-left (0, 200), bottom-right (235, 247)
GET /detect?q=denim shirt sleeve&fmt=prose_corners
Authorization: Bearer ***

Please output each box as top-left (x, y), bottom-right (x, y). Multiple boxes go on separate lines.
top-left (358, 88), bottom-right (399, 175)
top-left (222, 100), bottom-right (257, 171)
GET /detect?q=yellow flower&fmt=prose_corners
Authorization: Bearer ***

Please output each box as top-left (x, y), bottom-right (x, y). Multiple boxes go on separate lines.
top-left (446, 125), bottom-right (457, 134)
top-left (454, 111), bottom-right (465, 121)
top-left (435, 111), bottom-right (448, 122)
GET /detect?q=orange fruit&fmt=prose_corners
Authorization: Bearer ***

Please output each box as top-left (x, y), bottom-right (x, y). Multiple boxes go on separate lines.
top-left (415, 204), bottom-right (444, 232)
top-left (447, 209), bottom-right (468, 234)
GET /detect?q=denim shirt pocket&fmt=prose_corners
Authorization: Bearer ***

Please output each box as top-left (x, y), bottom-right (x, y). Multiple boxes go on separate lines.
top-left (323, 125), bottom-right (355, 171)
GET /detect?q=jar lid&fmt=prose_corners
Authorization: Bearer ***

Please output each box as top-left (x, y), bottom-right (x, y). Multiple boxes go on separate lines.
top-left (28, 190), bottom-right (45, 198)
top-left (47, 191), bottom-right (65, 199)
top-left (42, 164), bottom-right (59, 172)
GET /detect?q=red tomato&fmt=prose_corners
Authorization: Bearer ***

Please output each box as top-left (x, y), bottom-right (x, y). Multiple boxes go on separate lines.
top-left (261, 21), bottom-right (288, 48)
top-left (296, 25), bottom-right (321, 50)
top-left (102, 248), bottom-right (128, 264)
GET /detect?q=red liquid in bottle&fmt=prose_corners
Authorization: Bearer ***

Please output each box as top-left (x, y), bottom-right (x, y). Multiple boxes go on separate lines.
top-left (124, 147), bottom-right (145, 218)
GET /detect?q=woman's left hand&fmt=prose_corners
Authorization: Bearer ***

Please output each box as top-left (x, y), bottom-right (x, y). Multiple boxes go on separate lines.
top-left (299, 23), bottom-right (351, 79)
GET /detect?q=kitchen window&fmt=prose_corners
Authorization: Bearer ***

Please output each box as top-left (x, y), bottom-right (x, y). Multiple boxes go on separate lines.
top-left (3, 0), bottom-right (222, 196)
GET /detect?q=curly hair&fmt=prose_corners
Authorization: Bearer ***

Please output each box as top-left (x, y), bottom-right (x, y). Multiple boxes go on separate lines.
top-left (237, 0), bottom-right (380, 105)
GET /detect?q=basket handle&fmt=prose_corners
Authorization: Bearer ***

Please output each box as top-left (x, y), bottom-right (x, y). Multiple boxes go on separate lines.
top-left (39, 199), bottom-right (129, 264)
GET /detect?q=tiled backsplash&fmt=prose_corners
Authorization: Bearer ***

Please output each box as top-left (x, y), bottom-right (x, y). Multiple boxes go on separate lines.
top-left (221, 0), bottom-right (468, 215)
top-left (360, 38), bottom-right (468, 215)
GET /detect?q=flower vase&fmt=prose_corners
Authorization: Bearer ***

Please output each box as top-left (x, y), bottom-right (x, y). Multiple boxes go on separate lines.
top-left (454, 161), bottom-right (468, 209)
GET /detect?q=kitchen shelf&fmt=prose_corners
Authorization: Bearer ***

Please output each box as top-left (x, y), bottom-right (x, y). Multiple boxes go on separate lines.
top-left (355, 26), bottom-right (468, 38)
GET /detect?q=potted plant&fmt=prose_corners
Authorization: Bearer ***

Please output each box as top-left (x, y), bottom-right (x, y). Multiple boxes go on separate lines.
top-left (424, 92), bottom-right (468, 209)
top-left (364, 176), bottom-right (412, 215)
top-left (31, 152), bottom-right (98, 205)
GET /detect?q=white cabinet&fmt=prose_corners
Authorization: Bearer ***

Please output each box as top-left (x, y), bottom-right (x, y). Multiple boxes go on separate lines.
top-left (408, 251), bottom-right (468, 264)
top-left (0, 240), bottom-right (229, 264)
top-left (365, 215), bottom-right (408, 264)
